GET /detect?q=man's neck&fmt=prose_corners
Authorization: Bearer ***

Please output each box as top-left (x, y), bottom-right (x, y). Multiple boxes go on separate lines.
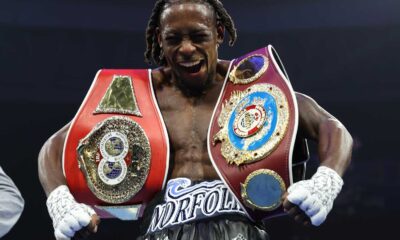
top-left (172, 77), bottom-right (213, 98)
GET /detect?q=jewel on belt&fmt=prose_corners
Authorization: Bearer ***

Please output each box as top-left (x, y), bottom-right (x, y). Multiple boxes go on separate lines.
top-left (229, 54), bottom-right (269, 85)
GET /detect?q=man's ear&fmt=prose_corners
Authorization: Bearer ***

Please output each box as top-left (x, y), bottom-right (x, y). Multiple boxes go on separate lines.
top-left (216, 23), bottom-right (225, 45)
top-left (156, 27), bottom-right (162, 48)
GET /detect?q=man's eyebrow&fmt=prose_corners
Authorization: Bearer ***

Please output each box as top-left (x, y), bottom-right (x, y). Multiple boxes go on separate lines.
top-left (163, 29), bottom-right (210, 36)
top-left (162, 30), bottom-right (179, 37)
top-left (192, 29), bottom-right (210, 34)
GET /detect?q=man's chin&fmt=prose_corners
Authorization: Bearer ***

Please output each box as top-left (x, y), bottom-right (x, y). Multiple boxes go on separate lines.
top-left (181, 77), bottom-right (207, 90)
top-left (178, 76), bottom-right (211, 95)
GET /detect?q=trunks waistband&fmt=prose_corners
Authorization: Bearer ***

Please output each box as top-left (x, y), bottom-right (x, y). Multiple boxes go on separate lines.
top-left (147, 178), bottom-right (246, 234)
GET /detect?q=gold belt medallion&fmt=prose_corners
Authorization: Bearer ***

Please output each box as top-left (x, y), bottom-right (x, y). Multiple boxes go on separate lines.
top-left (77, 116), bottom-right (151, 204)
top-left (213, 83), bottom-right (289, 166)
top-left (241, 169), bottom-right (286, 211)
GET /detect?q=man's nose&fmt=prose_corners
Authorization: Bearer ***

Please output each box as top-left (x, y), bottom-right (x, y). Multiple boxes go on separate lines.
top-left (179, 40), bottom-right (196, 57)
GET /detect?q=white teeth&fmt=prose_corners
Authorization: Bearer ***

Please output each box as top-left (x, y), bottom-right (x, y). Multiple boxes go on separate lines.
top-left (179, 60), bottom-right (201, 67)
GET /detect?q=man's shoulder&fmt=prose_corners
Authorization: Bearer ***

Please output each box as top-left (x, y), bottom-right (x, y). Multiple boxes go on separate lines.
top-left (217, 59), bottom-right (231, 79)
top-left (150, 67), bottom-right (171, 89)
top-left (44, 124), bottom-right (70, 150)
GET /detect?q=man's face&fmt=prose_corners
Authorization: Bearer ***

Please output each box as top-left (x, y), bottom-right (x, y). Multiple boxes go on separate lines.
top-left (158, 3), bottom-right (223, 90)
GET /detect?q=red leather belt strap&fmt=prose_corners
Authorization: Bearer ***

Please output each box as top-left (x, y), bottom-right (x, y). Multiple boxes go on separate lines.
top-left (63, 69), bottom-right (169, 218)
top-left (208, 46), bottom-right (298, 221)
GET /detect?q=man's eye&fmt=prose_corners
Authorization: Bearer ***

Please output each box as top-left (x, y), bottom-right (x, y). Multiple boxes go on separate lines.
top-left (165, 37), bottom-right (180, 44)
top-left (193, 34), bottom-right (209, 42)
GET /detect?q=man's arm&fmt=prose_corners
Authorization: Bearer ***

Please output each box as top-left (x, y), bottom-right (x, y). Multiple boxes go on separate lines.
top-left (38, 124), bottom-right (99, 239)
top-left (0, 166), bottom-right (24, 237)
top-left (38, 124), bottom-right (69, 196)
top-left (283, 92), bottom-right (353, 226)
top-left (295, 93), bottom-right (353, 176)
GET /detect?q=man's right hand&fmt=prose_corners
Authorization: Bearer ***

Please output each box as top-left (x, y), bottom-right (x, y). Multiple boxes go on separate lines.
top-left (47, 185), bottom-right (100, 240)
top-left (70, 215), bottom-right (100, 240)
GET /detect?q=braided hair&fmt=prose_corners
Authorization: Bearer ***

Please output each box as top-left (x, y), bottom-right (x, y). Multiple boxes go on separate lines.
top-left (144, 0), bottom-right (237, 65)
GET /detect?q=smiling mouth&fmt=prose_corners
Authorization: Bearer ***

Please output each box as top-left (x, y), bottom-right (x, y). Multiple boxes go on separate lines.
top-left (178, 60), bottom-right (204, 74)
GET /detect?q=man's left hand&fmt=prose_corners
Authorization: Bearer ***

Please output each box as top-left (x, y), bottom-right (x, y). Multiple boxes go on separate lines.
top-left (282, 192), bottom-right (312, 226)
top-left (282, 166), bottom-right (343, 226)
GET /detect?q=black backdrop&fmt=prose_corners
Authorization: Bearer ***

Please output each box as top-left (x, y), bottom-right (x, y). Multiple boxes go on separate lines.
top-left (0, 0), bottom-right (398, 239)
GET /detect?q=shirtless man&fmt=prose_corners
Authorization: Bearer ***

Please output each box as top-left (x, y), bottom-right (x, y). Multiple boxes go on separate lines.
top-left (38, 0), bottom-right (353, 239)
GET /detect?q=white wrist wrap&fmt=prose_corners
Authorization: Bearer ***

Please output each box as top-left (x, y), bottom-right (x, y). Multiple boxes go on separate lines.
top-left (46, 185), bottom-right (95, 239)
top-left (287, 166), bottom-right (343, 226)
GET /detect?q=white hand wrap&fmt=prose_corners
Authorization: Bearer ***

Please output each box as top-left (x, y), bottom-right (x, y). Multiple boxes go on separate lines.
top-left (46, 185), bottom-right (95, 240)
top-left (287, 166), bottom-right (343, 226)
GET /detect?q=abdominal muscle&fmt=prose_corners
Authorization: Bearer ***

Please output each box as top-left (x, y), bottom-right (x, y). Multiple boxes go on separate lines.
top-left (170, 144), bottom-right (219, 181)
top-left (163, 100), bottom-right (220, 181)
top-left (156, 83), bottom-right (222, 181)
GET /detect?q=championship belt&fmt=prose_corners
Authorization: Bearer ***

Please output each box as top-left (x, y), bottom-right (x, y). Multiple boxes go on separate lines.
top-left (208, 46), bottom-right (298, 221)
top-left (63, 69), bottom-right (169, 220)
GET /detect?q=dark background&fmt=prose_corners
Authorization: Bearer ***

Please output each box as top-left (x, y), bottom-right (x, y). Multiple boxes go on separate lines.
top-left (1, 0), bottom-right (398, 239)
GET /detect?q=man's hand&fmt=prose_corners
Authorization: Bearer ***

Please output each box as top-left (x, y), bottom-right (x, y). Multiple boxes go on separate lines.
top-left (47, 185), bottom-right (100, 240)
top-left (283, 166), bottom-right (343, 226)
top-left (71, 215), bottom-right (100, 240)
top-left (282, 192), bottom-right (311, 226)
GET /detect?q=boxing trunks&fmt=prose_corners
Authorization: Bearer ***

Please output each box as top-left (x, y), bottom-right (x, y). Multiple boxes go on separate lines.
top-left (63, 69), bottom-right (169, 220)
top-left (139, 178), bottom-right (269, 240)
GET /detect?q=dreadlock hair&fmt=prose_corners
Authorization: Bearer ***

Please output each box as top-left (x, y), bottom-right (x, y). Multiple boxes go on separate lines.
top-left (144, 0), bottom-right (237, 65)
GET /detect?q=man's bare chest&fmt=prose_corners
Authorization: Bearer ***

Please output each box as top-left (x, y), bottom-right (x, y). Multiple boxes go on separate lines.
top-left (159, 95), bottom-right (214, 153)
top-left (155, 86), bottom-right (221, 179)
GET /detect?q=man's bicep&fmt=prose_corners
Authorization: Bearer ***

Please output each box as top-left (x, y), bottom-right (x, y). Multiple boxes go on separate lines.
top-left (38, 123), bottom-right (70, 196)
top-left (295, 92), bottom-right (335, 140)
top-left (295, 92), bottom-right (353, 175)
